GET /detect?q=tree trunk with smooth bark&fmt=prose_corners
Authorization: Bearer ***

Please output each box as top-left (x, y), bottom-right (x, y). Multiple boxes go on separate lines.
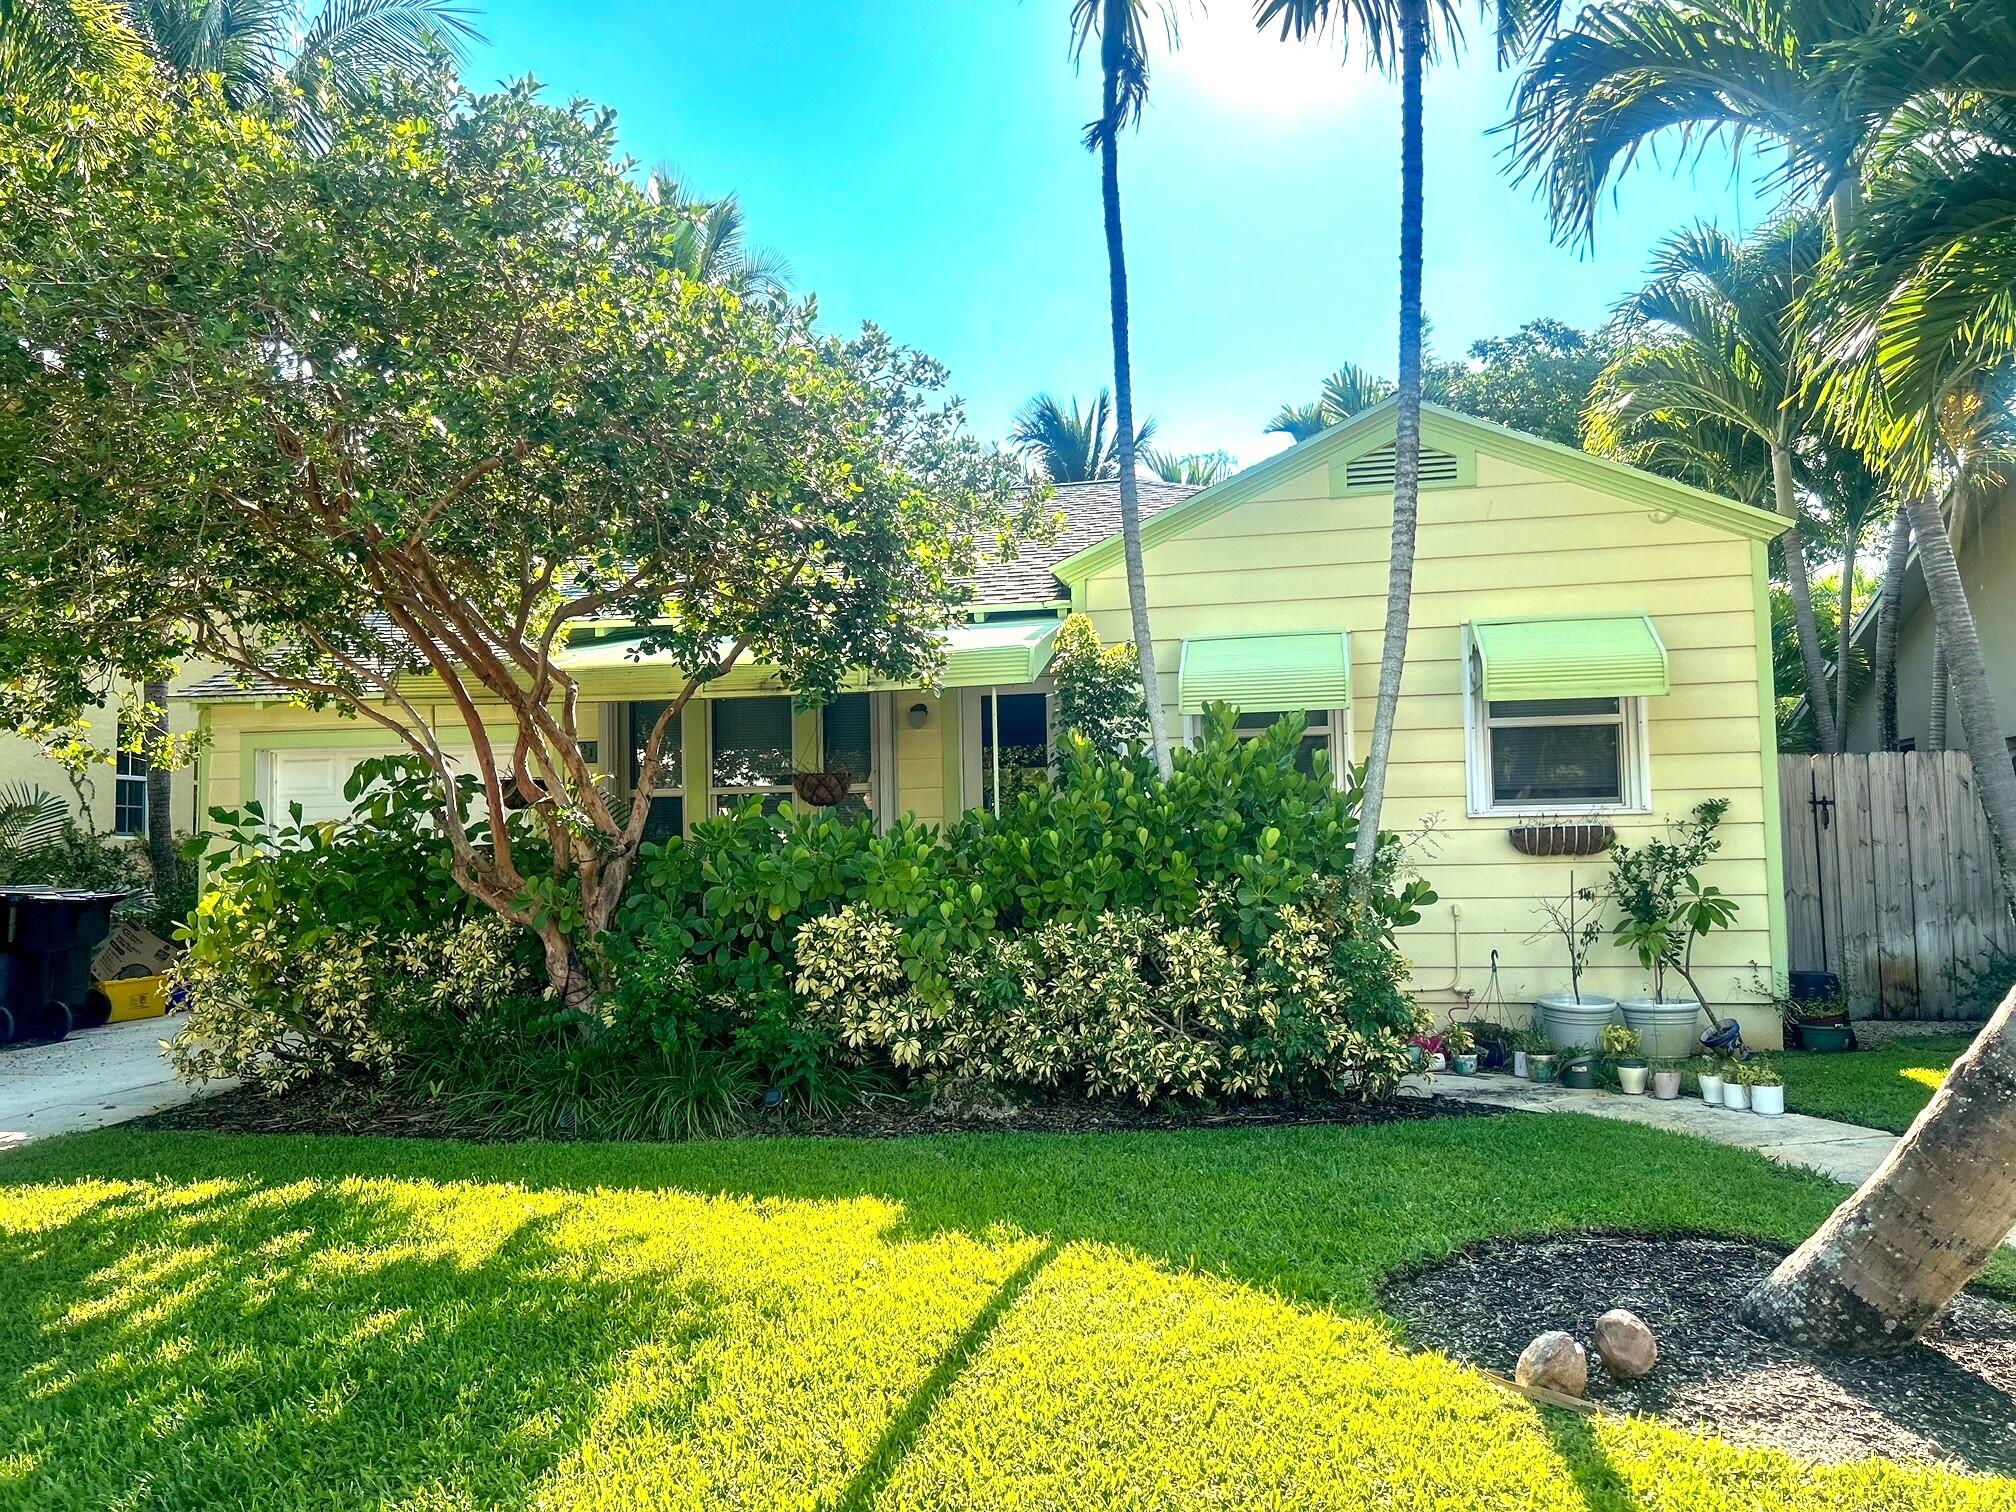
top-left (1874, 508), bottom-right (1912, 751)
top-left (1774, 444), bottom-right (1841, 753)
top-left (1740, 985), bottom-right (2016, 1350)
top-left (1930, 632), bottom-right (1949, 749)
top-left (1351, 0), bottom-right (1427, 893)
top-left (1834, 522), bottom-right (1857, 750)
top-left (1098, 0), bottom-right (1172, 777)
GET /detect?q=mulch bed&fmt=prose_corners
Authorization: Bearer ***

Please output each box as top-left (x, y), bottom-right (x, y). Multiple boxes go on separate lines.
top-left (135, 1078), bottom-right (1507, 1142)
top-left (1382, 1231), bottom-right (2016, 1476)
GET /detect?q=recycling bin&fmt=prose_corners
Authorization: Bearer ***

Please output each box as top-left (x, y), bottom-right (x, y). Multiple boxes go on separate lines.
top-left (0, 887), bottom-right (127, 1042)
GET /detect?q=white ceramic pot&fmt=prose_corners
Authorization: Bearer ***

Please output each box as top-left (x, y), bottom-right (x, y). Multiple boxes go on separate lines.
top-left (1722, 1080), bottom-right (1751, 1111)
top-left (1512, 1049), bottom-right (1530, 1080)
top-left (1617, 1063), bottom-right (1649, 1095)
top-left (1536, 993), bottom-right (1619, 1052)
top-left (1652, 1069), bottom-right (1683, 1100)
top-left (1752, 1083), bottom-right (1785, 1117)
top-left (1426, 1052), bottom-right (1448, 1073)
top-left (1698, 1073), bottom-right (1724, 1103)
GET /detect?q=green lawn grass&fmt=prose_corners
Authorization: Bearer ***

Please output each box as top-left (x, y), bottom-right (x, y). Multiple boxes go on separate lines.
top-left (3, 1115), bottom-right (2012, 1510)
top-left (1782, 1033), bottom-right (1976, 1133)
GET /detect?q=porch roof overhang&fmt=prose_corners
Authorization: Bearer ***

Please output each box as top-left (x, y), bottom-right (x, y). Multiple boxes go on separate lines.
top-left (1471, 615), bottom-right (1671, 702)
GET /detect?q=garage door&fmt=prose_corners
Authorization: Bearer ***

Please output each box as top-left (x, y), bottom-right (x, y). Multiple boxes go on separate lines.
top-left (263, 746), bottom-right (474, 826)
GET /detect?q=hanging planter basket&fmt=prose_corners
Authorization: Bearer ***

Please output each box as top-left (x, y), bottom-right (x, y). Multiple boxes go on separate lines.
top-left (1508, 821), bottom-right (1615, 858)
top-left (791, 768), bottom-right (853, 807)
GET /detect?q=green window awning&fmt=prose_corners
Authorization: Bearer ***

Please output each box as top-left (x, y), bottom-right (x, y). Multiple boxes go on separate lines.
top-left (1471, 615), bottom-right (1669, 702)
top-left (1177, 631), bottom-right (1351, 714)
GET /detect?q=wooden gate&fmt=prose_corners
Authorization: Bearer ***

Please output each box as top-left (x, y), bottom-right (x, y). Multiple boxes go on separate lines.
top-left (1780, 752), bottom-right (2014, 1017)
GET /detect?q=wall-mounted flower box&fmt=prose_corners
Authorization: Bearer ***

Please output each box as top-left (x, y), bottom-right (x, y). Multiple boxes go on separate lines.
top-left (1508, 821), bottom-right (1615, 858)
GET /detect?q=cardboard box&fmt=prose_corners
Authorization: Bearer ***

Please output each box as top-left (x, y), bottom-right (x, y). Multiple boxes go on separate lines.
top-left (92, 923), bottom-right (176, 982)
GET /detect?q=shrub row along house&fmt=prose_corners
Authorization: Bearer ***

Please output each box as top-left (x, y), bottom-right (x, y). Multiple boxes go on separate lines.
top-left (180, 400), bottom-right (1794, 1044)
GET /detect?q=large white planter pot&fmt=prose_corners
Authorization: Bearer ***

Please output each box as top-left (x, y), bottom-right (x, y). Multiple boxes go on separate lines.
top-left (1621, 997), bottom-right (1702, 1062)
top-left (1752, 1084), bottom-right (1785, 1117)
top-left (1536, 994), bottom-right (1619, 1053)
top-left (1722, 1080), bottom-right (1751, 1111)
top-left (1698, 1073), bottom-right (1724, 1104)
top-left (1616, 1063), bottom-right (1649, 1096)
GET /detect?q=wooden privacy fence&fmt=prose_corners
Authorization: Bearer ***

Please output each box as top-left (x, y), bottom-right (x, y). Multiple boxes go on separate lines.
top-left (1780, 751), bottom-right (2015, 1017)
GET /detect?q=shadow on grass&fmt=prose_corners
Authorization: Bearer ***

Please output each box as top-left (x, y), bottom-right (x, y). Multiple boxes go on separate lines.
top-left (1540, 1408), bottom-right (1642, 1512)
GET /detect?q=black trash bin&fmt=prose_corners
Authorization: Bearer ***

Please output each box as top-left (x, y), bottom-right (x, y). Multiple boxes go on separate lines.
top-left (0, 888), bottom-right (127, 1043)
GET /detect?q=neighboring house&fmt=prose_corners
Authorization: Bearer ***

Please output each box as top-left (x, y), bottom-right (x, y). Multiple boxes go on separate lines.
top-left (1842, 480), bottom-right (2016, 759)
top-left (0, 674), bottom-right (205, 839)
top-left (181, 401), bottom-right (1793, 1043)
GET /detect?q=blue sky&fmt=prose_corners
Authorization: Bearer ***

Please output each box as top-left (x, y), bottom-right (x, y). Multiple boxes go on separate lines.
top-left (466, 2), bottom-right (1774, 466)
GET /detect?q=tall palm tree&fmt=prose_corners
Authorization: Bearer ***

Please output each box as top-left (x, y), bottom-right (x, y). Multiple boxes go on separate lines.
top-left (1068, 0), bottom-right (1183, 774)
top-left (1011, 390), bottom-right (1156, 483)
top-left (1265, 363), bottom-right (1394, 440)
top-left (1263, 400), bottom-right (1331, 443)
top-left (646, 166), bottom-right (791, 298)
top-left (1586, 216), bottom-right (1847, 750)
top-left (1802, 442), bottom-right (1888, 747)
top-left (1259, 0), bottom-right (1552, 891)
top-left (132, 0), bottom-right (477, 104)
top-left (1143, 447), bottom-right (1237, 486)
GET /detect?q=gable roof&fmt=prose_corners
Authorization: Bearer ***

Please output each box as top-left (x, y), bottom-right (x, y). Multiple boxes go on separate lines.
top-left (963, 477), bottom-right (1198, 606)
top-left (1049, 398), bottom-right (1791, 588)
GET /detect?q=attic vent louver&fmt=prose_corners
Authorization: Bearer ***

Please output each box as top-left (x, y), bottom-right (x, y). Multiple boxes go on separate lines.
top-left (1343, 443), bottom-right (1460, 489)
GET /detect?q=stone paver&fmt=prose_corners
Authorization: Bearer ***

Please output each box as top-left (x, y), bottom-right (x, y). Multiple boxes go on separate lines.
top-left (0, 1019), bottom-right (229, 1151)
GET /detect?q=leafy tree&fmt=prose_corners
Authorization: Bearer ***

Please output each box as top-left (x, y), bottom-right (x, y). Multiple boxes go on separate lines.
top-left (1048, 613), bottom-right (1150, 754)
top-left (0, 71), bottom-right (1034, 1007)
top-left (1256, 0), bottom-right (1552, 900)
top-left (1067, 0), bottom-right (1181, 776)
top-left (1010, 389), bottom-right (1156, 482)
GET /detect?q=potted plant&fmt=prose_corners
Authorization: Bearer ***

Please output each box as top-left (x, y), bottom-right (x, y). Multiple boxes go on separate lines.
top-left (1470, 1019), bottom-right (1514, 1072)
top-left (1601, 1023), bottom-right (1649, 1095)
top-left (1528, 873), bottom-right (1618, 1051)
top-left (1443, 1021), bottom-right (1479, 1076)
top-left (1650, 1058), bottom-right (1684, 1100)
top-left (1527, 1049), bottom-right (1560, 1084)
top-left (1561, 1052), bottom-right (1600, 1090)
top-left (1409, 1034), bottom-right (1447, 1073)
top-left (1606, 801), bottom-right (1742, 1061)
top-left (1721, 1059), bottom-right (1752, 1111)
top-left (1696, 1059), bottom-right (1725, 1104)
top-left (1784, 991), bottom-right (1853, 1053)
top-left (1748, 1059), bottom-right (1785, 1116)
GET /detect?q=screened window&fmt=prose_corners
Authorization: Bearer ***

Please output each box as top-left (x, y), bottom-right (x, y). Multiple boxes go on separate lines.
top-left (711, 696), bottom-right (795, 814)
top-left (820, 693), bottom-right (876, 822)
top-left (114, 721), bottom-right (148, 836)
top-left (627, 701), bottom-right (684, 842)
top-left (1227, 709), bottom-right (1344, 787)
top-left (1472, 695), bottom-right (1645, 812)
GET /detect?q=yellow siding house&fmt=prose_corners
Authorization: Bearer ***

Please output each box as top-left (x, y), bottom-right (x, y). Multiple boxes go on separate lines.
top-left (183, 401), bottom-right (1792, 1044)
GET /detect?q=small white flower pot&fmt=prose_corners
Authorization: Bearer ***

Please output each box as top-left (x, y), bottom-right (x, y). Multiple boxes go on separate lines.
top-left (1617, 1063), bottom-right (1649, 1096)
top-left (1752, 1084), bottom-right (1785, 1117)
top-left (1513, 1049), bottom-right (1530, 1080)
top-left (1652, 1069), bottom-right (1683, 1100)
top-left (1426, 1053), bottom-right (1447, 1073)
top-left (1722, 1080), bottom-right (1751, 1111)
top-left (1698, 1073), bottom-right (1724, 1103)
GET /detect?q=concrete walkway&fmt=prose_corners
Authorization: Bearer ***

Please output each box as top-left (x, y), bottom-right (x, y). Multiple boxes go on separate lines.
top-left (0, 1019), bottom-right (228, 1151)
top-left (1423, 1069), bottom-right (1904, 1186)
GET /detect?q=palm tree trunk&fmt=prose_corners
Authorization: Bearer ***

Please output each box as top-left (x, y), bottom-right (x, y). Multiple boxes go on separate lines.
top-left (1874, 508), bottom-right (1912, 750)
top-left (1739, 984), bottom-right (2016, 1351)
top-left (1833, 522), bottom-right (1857, 748)
top-left (1773, 444), bottom-right (1841, 753)
top-left (1351, 0), bottom-right (1427, 892)
top-left (1930, 632), bottom-right (1949, 748)
top-left (1098, 1), bottom-right (1172, 778)
top-left (1905, 492), bottom-right (2016, 897)
top-left (143, 678), bottom-right (176, 888)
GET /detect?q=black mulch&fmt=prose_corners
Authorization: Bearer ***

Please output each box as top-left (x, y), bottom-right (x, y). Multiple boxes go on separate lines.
top-left (1382, 1231), bottom-right (2016, 1476)
top-left (135, 1078), bottom-right (1510, 1143)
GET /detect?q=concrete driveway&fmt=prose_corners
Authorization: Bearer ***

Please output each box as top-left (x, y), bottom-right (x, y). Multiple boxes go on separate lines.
top-left (0, 1019), bottom-right (229, 1151)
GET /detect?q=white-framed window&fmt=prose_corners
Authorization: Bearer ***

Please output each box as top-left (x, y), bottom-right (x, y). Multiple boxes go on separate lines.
top-left (626, 701), bottom-right (685, 841)
top-left (709, 694), bottom-right (796, 815)
top-left (1194, 709), bottom-right (1350, 789)
top-left (1463, 647), bottom-right (1649, 815)
top-left (817, 692), bottom-right (879, 822)
top-left (114, 721), bottom-right (149, 836)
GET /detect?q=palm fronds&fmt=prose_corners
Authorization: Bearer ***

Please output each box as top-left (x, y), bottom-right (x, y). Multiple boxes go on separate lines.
top-left (1011, 391), bottom-right (1156, 483)
top-left (1142, 448), bottom-right (1237, 485)
top-left (0, 784), bottom-right (69, 859)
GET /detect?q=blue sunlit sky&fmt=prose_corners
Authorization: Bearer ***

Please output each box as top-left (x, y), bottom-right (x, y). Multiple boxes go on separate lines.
top-left (465, 2), bottom-right (1777, 466)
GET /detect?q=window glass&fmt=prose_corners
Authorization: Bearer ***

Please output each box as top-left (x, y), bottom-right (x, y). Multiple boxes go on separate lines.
top-left (627, 701), bottom-right (683, 791)
top-left (1489, 723), bottom-right (1624, 804)
top-left (980, 692), bottom-right (1050, 811)
top-left (712, 696), bottom-right (795, 812)
top-left (822, 693), bottom-right (873, 782)
top-left (1231, 710), bottom-right (1335, 781)
top-left (114, 721), bottom-right (149, 836)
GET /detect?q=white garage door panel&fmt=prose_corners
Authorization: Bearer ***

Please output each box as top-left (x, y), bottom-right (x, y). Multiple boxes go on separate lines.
top-left (264, 746), bottom-right (475, 826)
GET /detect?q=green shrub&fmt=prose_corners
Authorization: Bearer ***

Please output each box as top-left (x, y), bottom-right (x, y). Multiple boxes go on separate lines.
top-left (1049, 612), bottom-right (1149, 754)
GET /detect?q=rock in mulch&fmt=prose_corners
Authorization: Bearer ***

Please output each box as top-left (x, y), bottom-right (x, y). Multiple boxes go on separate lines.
top-left (1382, 1232), bottom-right (2016, 1476)
top-left (1515, 1330), bottom-right (1587, 1397)
top-left (1595, 1307), bottom-right (1658, 1380)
